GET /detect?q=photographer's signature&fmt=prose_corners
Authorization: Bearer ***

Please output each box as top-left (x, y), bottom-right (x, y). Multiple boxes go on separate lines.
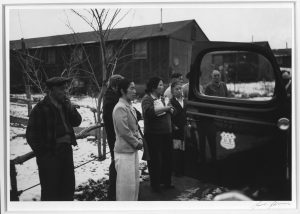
top-left (252, 201), bottom-right (291, 209)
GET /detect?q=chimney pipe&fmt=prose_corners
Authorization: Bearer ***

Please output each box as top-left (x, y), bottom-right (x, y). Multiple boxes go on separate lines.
top-left (160, 8), bottom-right (163, 31)
top-left (21, 38), bottom-right (25, 51)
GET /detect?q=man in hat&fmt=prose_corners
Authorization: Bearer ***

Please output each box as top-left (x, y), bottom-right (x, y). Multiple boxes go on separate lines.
top-left (26, 76), bottom-right (82, 201)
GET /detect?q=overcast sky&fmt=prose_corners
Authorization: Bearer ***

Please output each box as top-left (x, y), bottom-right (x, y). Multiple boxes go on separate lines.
top-left (8, 6), bottom-right (293, 49)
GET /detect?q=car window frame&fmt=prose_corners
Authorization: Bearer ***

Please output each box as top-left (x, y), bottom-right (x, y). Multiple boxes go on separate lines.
top-left (189, 45), bottom-right (287, 108)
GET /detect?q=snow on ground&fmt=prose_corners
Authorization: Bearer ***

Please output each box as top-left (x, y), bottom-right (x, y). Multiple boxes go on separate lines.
top-left (226, 81), bottom-right (275, 99)
top-left (10, 95), bottom-right (142, 128)
top-left (9, 94), bottom-right (146, 201)
top-left (10, 103), bottom-right (34, 119)
top-left (176, 187), bottom-right (201, 201)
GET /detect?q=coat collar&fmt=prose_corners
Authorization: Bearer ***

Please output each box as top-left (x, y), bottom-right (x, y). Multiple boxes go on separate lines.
top-left (49, 95), bottom-right (62, 108)
top-left (119, 97), bottom-right (131, 107)
top-left (119, 98), bottom-right (138, 121)
top-left (171, 97), bottom-right (183, 110)
top-left (43, 95), bottom-right (64, 111)
top-left (150, 93), bottom-right (158, 100)
top-left (43, 95), bottom-right (56, 107)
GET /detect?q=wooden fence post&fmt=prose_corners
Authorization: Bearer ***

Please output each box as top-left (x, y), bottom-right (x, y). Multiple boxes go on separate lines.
top-left (93, 111), bottom-right (102, 159)
top-left (10, 160), bottom-right (19, 201)
top-left (92, 111), bottom-right (102, 159)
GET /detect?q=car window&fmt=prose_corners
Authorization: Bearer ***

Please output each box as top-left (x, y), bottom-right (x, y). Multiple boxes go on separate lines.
top-left (199, 51), bottom-right (275, 101)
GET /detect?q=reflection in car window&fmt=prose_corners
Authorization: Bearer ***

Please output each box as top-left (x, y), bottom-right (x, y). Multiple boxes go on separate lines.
top-left (199, 51), bottom-right (275, 101)
top-left (204, 70), bottom-right (228, 97)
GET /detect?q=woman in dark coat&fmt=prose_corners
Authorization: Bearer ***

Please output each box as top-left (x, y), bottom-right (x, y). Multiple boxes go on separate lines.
top-left (141, 77), bottom-right (175, 193)
top-left (169, 81), bottom-right (186, 176)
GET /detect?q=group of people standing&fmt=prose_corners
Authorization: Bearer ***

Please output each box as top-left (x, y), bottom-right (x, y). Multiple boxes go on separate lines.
top-left (106, 69), bottom-right (230, 200)
top-left (103, 73), bottom-right (186, 200)
top-left (25, 71), bottom-right (187, 201)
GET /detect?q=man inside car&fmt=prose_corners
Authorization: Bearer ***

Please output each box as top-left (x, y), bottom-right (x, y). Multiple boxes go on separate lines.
top-left (204, 70), bottom-right (228, 97)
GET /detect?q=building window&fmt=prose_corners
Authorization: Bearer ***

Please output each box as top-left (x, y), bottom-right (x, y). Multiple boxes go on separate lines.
top-left (133, 41), bottom-right (147, 59)
top-left (47, 49), bottom-right (56, 64)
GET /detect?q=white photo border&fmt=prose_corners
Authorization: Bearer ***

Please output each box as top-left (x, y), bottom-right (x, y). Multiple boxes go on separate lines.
top-left (1, 0), bottom-right (299, 213)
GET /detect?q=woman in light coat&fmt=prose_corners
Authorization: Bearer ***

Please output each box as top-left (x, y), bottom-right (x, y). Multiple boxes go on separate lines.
top-left (112, 78), bottom-right (143, 201)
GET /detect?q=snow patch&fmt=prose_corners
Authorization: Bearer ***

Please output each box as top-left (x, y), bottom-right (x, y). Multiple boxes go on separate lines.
top-left (176, 187), bottom-right (200, 201)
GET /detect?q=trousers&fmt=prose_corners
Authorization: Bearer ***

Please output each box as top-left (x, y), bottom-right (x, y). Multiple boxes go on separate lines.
top-left (114, 151), bottom-right (140, 201)
top-left (107, 161), bottom-right (117, 201)
top-left (36, 143), bottom-right (75, 201)
top-left (106, 132), bottom-right (117, 201)
top-left (145, 133), bottom-right (173, 190)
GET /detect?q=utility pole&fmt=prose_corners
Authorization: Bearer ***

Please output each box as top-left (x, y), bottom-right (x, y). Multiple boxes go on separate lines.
top-left (251, 35), bottom-right (254, 42)
top-left (160, 8), bottom-right (163, 31)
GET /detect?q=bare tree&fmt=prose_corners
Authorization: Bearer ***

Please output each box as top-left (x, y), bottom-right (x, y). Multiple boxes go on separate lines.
top-left (65, 8), bottom-right (134, 158)
top-left (12, 39), bottom-right (88, 115)
top-left (11, 39), bottom-right (48, 115)
top-left (69, 9), bottom-right (133, 121)
top-left (13, 40), bottom-right (47, 94)
top-left (60, 45), bottom-right (91, 94)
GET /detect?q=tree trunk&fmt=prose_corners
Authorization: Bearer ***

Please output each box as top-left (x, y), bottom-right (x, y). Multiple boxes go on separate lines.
top-left (96, 31), bottom-right (108, 159)
top-left (96, 86), bottom-right (106, 159)
top-left (10, 160), bottom-right (19, 201)
top-left (102, 127), bottom-right (107, 159)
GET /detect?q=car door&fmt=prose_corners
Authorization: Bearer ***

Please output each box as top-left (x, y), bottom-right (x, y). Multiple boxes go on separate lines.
top-left (184, 41), bottom-right (291, 200)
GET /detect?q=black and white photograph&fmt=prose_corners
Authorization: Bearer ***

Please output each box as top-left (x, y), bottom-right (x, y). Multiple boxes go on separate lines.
top-left (1, 0), bottom-right (299, 213)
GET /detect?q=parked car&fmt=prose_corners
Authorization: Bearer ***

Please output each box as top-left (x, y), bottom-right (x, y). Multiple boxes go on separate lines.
top-left (184, 41), bottom-right (291, 200)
